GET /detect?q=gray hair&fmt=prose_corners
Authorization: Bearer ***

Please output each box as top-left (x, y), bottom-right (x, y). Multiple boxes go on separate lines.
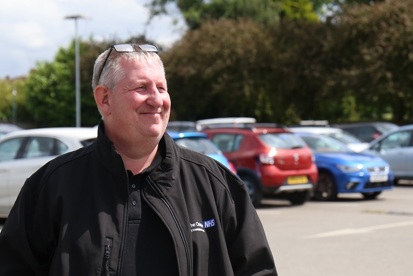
top-left (92, 46), bottom-right (165, 91)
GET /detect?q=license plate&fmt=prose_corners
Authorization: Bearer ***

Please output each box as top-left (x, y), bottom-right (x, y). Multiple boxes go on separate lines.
top-left (370, 175), bottom-right (388, 183)
top-left (287, 176), bottom-right (308, 184)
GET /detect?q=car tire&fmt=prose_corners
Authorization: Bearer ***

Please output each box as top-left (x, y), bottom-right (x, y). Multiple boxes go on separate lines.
top-left (362, 192), bottom-right (381, 200)
top-left (239, 174), bottom-right (262, 207)
top-left (313, 171), bottom-right (337, 201)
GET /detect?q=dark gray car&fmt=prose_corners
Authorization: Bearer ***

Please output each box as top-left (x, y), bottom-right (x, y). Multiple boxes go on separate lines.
top-left (335, 122), bottom-right (398, 142)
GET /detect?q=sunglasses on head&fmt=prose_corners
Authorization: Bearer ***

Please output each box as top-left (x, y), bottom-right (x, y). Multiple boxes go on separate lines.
top-left (97, 44), bottom-right (159, 83)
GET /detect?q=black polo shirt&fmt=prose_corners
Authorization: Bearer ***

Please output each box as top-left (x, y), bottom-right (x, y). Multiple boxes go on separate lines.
top-left (120, 149), bottom-right (179, 276)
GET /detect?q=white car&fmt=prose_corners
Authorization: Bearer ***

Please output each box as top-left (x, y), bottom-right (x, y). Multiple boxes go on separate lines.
top-left (288, 126), bottom-right (369, 152)
top-left (0, 127), bottom-right (97, 217)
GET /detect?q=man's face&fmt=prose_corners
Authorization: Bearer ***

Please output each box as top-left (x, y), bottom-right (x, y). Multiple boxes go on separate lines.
top-left (104, 56), bottom-right (170, 145)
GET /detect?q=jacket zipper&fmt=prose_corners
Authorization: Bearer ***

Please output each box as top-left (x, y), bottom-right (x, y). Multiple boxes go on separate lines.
top-left (102, 237), bottom-right (113, 276)
top-left (147, 180), bottom-right (192, 276)
top-left (117, 169), bottom-right (130, 275)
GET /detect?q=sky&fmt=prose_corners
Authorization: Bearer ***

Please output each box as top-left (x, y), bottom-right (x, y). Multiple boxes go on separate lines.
top-left (0, 0), bottom-right (187, 78)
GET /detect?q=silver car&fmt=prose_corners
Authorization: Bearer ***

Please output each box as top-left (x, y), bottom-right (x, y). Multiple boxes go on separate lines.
top-left (365, 124), bottom-right (413, 183)
top-left (0, 127), bottom-right (97, 217)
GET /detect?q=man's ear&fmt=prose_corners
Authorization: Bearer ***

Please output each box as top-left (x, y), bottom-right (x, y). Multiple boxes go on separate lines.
top-left (94, 85), bottom-right (111, 115)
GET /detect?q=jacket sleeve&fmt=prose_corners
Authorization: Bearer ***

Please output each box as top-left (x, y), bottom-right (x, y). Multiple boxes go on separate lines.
top-left (0, 169), bottom-right (54, 275)
top-left (222, 174), bottom-right (278, 276)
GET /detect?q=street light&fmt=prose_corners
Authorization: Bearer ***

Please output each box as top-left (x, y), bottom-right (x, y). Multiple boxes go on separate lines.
top-left (12, 89), bottom-right (17, 124)
top-left (64, 14), bottom-right (86, 127)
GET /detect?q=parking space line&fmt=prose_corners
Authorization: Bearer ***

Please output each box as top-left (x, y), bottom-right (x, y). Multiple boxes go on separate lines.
top-left (305, 220), bottom-right (413, 239)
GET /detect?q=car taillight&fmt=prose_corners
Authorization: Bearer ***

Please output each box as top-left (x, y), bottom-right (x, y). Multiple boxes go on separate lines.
top-left (259, 148), bottom-right (277, 165)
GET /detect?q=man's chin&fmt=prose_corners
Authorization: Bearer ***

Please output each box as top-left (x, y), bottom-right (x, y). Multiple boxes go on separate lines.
top-left (145, 125), bottom-right (166, 138)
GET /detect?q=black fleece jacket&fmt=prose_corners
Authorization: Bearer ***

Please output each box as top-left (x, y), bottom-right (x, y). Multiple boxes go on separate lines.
top-left (0, 123), bottom-right (277, 276)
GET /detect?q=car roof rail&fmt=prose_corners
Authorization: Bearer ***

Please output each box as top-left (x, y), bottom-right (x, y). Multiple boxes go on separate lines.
top-left (299, 120), bottom-right (329, 127)
top-left (196, 117), bottom-right (256, 130)
top-left (253, 123), bottom-right (286, 128)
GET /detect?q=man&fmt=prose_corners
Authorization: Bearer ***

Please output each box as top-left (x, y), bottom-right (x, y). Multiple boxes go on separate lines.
top-left (0, 44), bottom-right (277, 275)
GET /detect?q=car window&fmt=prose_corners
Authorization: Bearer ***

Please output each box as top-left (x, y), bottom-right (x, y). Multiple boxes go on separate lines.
top-left (327, 132), bottom-right (362, 144)
top-left (0, 137), bottom-right (24, 161)
top-left (259, 133), bottom-right (306, 149)
top-left (24, 137), bottom-right (55, 158)
top-left (376, 123), bottom-right (398, 133)
top-left (301, 135), bottom-right (351, 153)
top-left (233, 134), bottom-right (244, 151)
top-left (174, 137), bottom-right (220, 155)
top-left (23, 137), bottom-right (69, 158)
top-left (211, 134), bottom-right (238, 152)
top-left (380, 131), bottom-right (412, 150)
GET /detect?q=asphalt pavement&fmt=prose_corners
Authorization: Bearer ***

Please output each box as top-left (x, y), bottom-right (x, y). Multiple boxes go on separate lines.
top-left (257, 185), bottom-right (413, 276)
top-left (0, 185), bottom-right (411, 276)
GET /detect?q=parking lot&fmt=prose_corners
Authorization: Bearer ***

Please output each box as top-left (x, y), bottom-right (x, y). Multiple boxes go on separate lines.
top-left (258, 184), bottom-right (413, 276)
top-left (0, 185), bottom-right (411, 275)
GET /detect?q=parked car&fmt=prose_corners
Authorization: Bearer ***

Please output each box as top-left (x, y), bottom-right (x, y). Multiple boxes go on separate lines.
top-left (288, 126), bottom-right (369, 152)
top-left (334, 122), bottom-right (398, 142)
top-left (203, 123), bottom-right (318, 206)
top-left (166, 121), bottom-right (197, 132)
top-left (0, 123), bottom-right (22, 138)
top-left (0, 127), bottom-right (97, 217)
top-left (296, 132), bottom-right (394, 201)
top-left (364, 124), bottom-right (413, 183)
top-left (168, 131), bottom-right (236, 174)
top-left (196, 117), bottom-right (257, 131)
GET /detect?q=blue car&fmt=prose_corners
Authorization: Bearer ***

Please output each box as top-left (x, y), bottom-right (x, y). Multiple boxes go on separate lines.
top-left (168, 131), bottom-right (236, 174)
top-left (295, 132), bottom-right (394, 200)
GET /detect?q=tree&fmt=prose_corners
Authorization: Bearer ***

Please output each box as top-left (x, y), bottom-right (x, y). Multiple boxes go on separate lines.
top-left (324, 0), bottom-right (413, 123)
top-left (148, 0), bottom-right (319, 30)
top-left (24, 39), bottom-right (106, 127)
top-left (162, 19), bottom-right (276, 121)
top-left (0, 77), bottom-right (30, 125)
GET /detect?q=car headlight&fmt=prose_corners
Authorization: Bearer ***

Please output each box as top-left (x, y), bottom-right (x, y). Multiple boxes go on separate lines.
top-left (336, 164), bottom-right (363, 173)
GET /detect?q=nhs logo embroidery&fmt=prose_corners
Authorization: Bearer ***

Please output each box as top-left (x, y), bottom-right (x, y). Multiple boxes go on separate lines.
top-left (204, 219), bottom-right (215, 228)
top-left (190, 219), bottom-right (216, 232)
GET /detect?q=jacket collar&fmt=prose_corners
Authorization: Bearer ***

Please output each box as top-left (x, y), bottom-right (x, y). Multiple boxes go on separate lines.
top-left (95, 121), bottom-right (180, 189)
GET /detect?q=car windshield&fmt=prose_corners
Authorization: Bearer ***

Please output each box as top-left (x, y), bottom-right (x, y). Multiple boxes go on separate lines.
top-left (259, 133), bottom-right (306, 149)
top-left (300, 135), bottom-right (352, 153)
top-left (376, 123), bottom-right (398, 133)
top-left (174, 137), bottom-right (220, 154)
top-left (326, 132), bottom-right (363, 144)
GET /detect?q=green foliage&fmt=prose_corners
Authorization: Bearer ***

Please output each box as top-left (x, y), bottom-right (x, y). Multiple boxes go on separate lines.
top-left (24, 60), bottom-right (75, 127)
top-left (0, 77), bottom-right (29, 125)
top-left (162, 19), bottom-right (275, 120)
top-left (280, 0), bottom-right (319, 21)
top-left (24, 39), bottom-right (105, 127)
top-left (3, 0), bottom-right (413, 127)
top-left (149, 0), bottom-right (319, 30)
top-left (332, 0), bottom-right (413, 123)
top-left (162, 0), bottom-right (413, 125)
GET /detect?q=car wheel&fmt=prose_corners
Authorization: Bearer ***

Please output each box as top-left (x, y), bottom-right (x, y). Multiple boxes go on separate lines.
top-left (287, 191), bottom-right (310, 205)
top-left (240, 174), bottom-right (262, 207)
top-left (362, 192), bottom-right (381, 200)
top-left (314, 171), bottom-right (337, 201)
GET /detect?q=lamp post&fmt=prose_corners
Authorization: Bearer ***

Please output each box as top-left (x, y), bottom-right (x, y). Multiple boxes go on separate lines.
top-left (12, 89), bottom-right (17, 124)
top-left (64, 14), bottom-right (86, 127)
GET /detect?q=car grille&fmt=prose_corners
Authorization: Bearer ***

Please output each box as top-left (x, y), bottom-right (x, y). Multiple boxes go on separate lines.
top-left (366, 166), bottom-right (388, 174)
top-left (365, 182), bottom-right (392, 188)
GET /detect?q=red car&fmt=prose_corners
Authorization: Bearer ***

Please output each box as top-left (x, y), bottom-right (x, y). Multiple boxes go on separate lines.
top-left (203, 124), bottom-right (318, 206)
